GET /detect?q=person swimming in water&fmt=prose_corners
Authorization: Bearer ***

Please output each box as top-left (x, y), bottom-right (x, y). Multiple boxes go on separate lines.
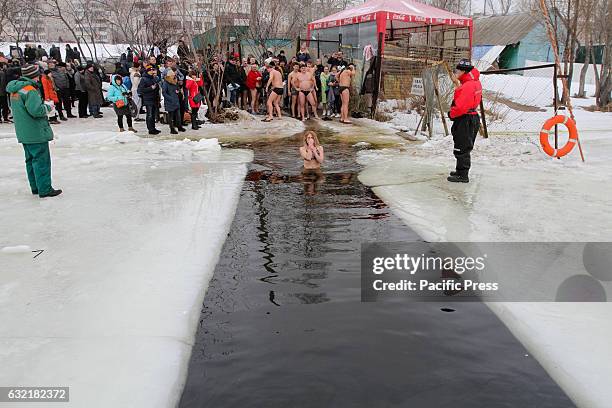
top-left (299, 130), bottom-right (325, 195)
top-left (300, 130), bottom-right (324, 169)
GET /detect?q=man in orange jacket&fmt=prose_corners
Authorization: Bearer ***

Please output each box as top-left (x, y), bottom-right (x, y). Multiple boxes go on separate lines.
top-left (448, 59), bottom-right (482, 183)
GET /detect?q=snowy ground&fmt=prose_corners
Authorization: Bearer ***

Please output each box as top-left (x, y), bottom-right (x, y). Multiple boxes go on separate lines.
top-left (0, 110), bottom-right (301, 407)
top-left (358, 91), bottom-right (612, 407)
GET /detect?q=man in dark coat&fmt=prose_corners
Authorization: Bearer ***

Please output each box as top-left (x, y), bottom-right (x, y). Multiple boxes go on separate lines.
top-left (223, 57), bottom-right (241, 105)
top-left (35, 45), bottom-right (48, 60)
top-left (49, 45), bottom-right (62, 62)
top-left (72, 47), bottom-right (81, 63)
top-left (126, 47), bottom-right (133, 67)
top-left (51, 62), bottom-right (75, 120)
top-left (24, 45), bottom-right (37, 63)
top-left (73, 65), bottom-right (89, 117)
top-left (65, 45), bottom-right (74, 61)
top-left (177, 40), bottom-right (191, 61)
top-left (83, 64), bottom-right (104, 118)
top-left (447, 59), bottom-right (482, 183)
top-left (137, 66), bottom-right (161, 134)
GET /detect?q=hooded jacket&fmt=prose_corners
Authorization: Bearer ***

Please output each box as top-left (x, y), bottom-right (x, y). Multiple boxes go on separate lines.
top-left (449, 68), bottom-right (482, 119)
top-left (6, 77), bottom-right (53, 144)
top-left (106, 75), bottom-right (129, 106)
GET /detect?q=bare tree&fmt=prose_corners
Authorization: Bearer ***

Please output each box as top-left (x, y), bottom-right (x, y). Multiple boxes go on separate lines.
top-left (485, 0), bottom-right (514, 15)
top-left (595, 0), bottom-right (611, 106)
top-left (3, 2), bottom-right (43, 46)
top-left (42, 0), bottom-right (88, 60)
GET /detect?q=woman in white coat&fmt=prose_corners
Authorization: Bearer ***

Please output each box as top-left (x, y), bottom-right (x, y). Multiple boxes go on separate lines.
top-left (129, 62), bottom-right (143, 121)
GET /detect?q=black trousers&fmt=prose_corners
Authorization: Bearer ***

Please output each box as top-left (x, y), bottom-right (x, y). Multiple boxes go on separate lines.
top-left (0, 94), bottom-right (9, 120)
top-left (451, 114), bottom-right (480, 177)
top-left (57, 89), bottom-right (72, 117)
top-left (77, 91), bottom-right (89, 117)
top-left (117, 113), bottom-right (133, 129)
top-left (178, 93), bottom-right (186, 125)
top-left (145, 104), bottom-right (158, 131)
top-left (168, 109), bottom-right (180, 131)
top-left (191, 107), bottom-right (199, 128)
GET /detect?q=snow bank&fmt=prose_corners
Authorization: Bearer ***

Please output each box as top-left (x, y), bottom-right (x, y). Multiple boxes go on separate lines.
top-left (200, 115), bottom-right (306, 143)
top-left (0, 110), bottom-right (252, 407)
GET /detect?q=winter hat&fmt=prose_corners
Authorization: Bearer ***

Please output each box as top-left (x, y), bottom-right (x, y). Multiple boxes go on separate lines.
top-left (21, 64), bottom-right (40, 79)
top-left (456, 59), bottom-right (473, 72)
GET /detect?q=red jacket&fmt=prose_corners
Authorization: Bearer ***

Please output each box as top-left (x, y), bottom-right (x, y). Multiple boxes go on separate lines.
top-left (449, 68), bottom-right (482, 119)
top-left (186, 77), bottom-right (204, 108)
top-left (245, 69), bottom-right (262, 90)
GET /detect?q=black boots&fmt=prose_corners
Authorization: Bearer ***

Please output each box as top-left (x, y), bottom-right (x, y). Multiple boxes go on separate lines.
top-left (40, 188), bottom-right (63, 198)
top-left (447, 174), bottom-right (469, 183)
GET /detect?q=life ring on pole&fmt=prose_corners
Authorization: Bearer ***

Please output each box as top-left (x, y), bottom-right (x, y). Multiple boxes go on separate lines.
top-left (539, 115), bottom-right (578, 158)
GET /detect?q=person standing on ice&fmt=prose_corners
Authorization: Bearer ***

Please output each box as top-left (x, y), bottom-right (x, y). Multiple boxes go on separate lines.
top-left (106, 75), bottom-right (137, 133)
top-left (447, 59), bottom-right (482, 183)
top-left (6, 64), bottom-right (62, 197)
top-left (138, 65), bottom-right (161, 135)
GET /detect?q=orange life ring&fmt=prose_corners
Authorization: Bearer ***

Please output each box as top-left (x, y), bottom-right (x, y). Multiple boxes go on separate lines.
top-left (539, 115), bottom-right (578, 158)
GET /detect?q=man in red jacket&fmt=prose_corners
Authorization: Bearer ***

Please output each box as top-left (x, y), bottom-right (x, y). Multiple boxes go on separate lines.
top-left (448, 59), bottom-right (482, 183)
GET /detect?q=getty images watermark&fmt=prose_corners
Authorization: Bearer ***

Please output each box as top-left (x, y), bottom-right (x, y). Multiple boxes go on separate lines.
top-left (361, 242), bottom-right (612, 302)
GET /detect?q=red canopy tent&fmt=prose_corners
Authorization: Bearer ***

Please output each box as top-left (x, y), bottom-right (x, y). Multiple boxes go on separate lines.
top-left (307, 0), bottom-right (473, 49)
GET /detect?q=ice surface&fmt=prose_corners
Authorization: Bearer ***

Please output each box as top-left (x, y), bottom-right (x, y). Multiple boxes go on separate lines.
top-left (1, 245), bottom-right (32, 254)
top-left (358, 115), bottom-right (612, 408)
top-left (0, 110), bottom-right (255, 407)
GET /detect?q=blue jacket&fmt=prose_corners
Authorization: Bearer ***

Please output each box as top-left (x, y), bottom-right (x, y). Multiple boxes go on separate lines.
top-left (137, 72), bottom-right (160, 106)
top-left (106, 75), bottom-right (129, 105)
top-left (161, 79), bottom-right (180, 112)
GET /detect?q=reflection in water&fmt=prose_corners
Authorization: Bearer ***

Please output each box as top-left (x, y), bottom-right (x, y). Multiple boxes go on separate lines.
top-left (180, 126), bottom-right (575, 408)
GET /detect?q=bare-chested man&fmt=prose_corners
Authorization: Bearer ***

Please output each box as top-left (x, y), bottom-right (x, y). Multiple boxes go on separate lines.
top-left (263, 61), bottom-right (283, 122)
top-left (297, 64), bottom-right (319, 120)
top-left (288, 63), bottom-right (300, 118)
top-left (338, 63), bottom-right (355, 124)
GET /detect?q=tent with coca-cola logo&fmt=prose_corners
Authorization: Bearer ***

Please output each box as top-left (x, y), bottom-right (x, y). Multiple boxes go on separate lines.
top-left (307, 0), bottom-right (473, 54)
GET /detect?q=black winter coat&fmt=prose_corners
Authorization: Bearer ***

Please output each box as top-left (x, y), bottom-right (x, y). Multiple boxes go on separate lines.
top-left (138, 72), bottom-right (160, 105)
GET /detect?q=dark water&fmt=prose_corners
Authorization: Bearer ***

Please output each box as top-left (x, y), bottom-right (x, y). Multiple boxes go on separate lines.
top-left (179, 126), bottom-right (575, 408)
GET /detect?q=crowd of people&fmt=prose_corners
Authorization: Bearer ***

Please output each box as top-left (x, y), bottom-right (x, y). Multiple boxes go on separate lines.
top-left (1, 42), bottom-right (358, 134)
top-left (218, 45), bottom-right (357, 124)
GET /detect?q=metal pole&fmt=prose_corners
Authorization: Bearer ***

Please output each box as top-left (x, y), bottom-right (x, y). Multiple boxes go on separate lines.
top-left (317, 33), bottom-right (320, 59)
top-left (553, 63), bottom-right (559, 149)
top-left (481, 63), bottom-right (556, 75)
top-left (339, 33), bottom-right (342, 51)
top-left (479, 99), bottom-right (489, 139)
